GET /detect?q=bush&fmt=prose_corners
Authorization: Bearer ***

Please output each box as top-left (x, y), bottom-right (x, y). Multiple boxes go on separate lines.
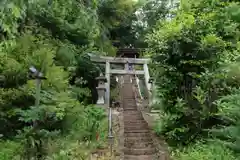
top-left (0, 140), bottom-right (22, 160)
top-left (210, 88), bottom-right (240, 154)
top-left (0, 31), bottom-right (106, 159)
top-left (172, 141), bottom-right (236, 160)
top-left (146, 0), bottom-right (240, 146)
top-left (45, 106), bottom-right (108, 160)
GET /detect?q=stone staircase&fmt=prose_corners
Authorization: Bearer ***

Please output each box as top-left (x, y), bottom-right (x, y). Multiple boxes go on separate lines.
top-left (121, 75), bottom-right (156, 160)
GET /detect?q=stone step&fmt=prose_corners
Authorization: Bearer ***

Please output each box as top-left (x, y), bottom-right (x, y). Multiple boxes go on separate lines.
top-left (124, 131), bottom-right (151, 136)
top-left (123, 110), bottom-right (141, 114)
top-left (124, 114), bottom-right (143, 117)
top-left (123, 106), bottom-right (137, 111)
top-left (124, 120), bottom-right (147, 123)
top-left (124, 114), bottom-right (143, 118)
top-left (124, 119), bottom-right (144, 122)
top-left (124, 117), bottom-right (144, 121)
top-left (123, 105), bottom-right (136, 107)
top-left (123, 103), bottom-right (136, 106)
top-left (124, 114), bottom-right (142, 117)
top-left (123, 103), bottom-right (136, 105)
top-left (125, 140), bottom-right (154, 148)
top-left (124, 126), bottom-right (149, 131)
top-left (123, 147), bottom-right (156, 155)
top-left (123, 97), bottom-right (135, 99)
top-left (124, 122), bottom-right (146, 125)
top-left (124, 155), bottom-right (154, 160)
top-left (124, 129), bottom-right (149, 133)
top-left (124, 112), bottom-right (142, 115)
top-left (124, 121), bottom-right (148, 125)
top-left (123, 100), bottom-right (135, 103)
top-left (123, 108), bottom-right (138, 111)
top-left (123, 105), bottom-right (137, 107)
top-left (125, 136), bottom-right (152, 142)
top-left (124, 123), bottom-right (148, 128)
top-left (124, 116), bottom-right (143, 120)
top-left (125, 128), bottom-right (150, 133)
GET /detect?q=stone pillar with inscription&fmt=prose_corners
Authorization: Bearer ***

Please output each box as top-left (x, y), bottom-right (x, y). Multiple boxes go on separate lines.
top-left (96, 73), bottom-right (107, 106)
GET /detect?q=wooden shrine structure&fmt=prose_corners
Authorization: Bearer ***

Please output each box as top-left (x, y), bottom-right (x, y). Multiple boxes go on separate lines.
top-left (116, 48), bottom-right (141, 58)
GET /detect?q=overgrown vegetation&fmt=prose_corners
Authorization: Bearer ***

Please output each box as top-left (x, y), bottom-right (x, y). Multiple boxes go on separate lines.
top-left (0, 0), bottom-right (146, 159)
top-left (147, 0), bottom-right (240, 159)
top-left (2, 0), bottom-right (240, 159)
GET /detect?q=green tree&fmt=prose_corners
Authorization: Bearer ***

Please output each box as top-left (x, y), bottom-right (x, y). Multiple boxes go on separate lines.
top-left (146, 0), bottom-right (240, 146)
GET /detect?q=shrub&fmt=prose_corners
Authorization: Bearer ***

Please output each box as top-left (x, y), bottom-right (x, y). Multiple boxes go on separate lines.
top-left (172, 141), bottom-right (236, 160)
top-left (146, 0), bottom-right (240, 145)
top-left (0, 140), bottom-right (22, 160)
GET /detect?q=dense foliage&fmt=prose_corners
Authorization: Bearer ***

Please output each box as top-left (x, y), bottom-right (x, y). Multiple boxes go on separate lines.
top-left (3, 0), bottom-right (240, 159)
top-left (0, 0), bottom-right (149, 159)
top-left (147, 0), bottom-right (240, 159)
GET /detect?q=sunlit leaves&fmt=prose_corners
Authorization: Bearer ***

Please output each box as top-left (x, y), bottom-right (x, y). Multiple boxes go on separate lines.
top-left (200, 34), bottom-right (225, 48)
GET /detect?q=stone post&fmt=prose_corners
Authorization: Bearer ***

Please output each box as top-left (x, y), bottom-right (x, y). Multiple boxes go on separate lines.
top-left (96, 73), bottom-right (107, 105)
top-left (148, 77), bottom-right (154, 110)
top-left (143, 63), bottom-right (150, 92)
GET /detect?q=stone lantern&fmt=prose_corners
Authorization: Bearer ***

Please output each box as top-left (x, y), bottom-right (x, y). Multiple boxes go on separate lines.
top-left (96, 73), bottom-right (107, 105)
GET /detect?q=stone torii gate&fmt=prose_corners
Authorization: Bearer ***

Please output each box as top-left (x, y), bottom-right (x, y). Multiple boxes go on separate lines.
top-left (90, 55), bottom-right (152, 107)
